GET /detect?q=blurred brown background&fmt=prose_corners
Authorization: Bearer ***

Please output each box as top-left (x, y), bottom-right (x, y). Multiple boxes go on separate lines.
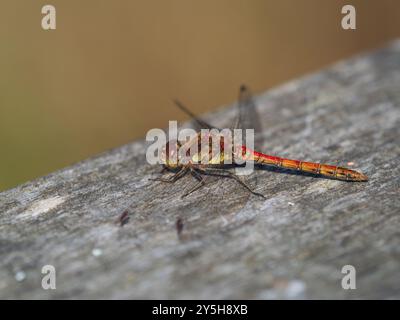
top-left (0, 0), bottom-right (399, 191)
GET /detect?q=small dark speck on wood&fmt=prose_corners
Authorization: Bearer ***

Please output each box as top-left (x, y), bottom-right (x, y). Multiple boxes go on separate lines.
top-left (176, 217), bottom-right (184, 240)
top-left (117, 210), bottom-right (130, 227)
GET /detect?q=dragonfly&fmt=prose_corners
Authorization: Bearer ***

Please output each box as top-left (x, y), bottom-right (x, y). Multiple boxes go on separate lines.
top-left (151, 85), bottom-right (368, 199)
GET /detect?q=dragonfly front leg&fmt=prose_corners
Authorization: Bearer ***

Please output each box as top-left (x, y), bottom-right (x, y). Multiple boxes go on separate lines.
top-left (198, 167), bottom-right (266, 199)
top-left (149, 167), bottom-right (188, 183)
top-left (159, 166), bottom-right (169, 174)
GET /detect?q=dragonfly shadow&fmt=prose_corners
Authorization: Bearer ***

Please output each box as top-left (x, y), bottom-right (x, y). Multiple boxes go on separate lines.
top-left (208, 163), bottom-right (325, 181)
top-left (253, 163), bottom-right (355, 182)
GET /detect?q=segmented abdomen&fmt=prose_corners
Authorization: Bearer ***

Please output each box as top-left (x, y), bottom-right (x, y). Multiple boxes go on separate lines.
top-left (242, 147), bottom-right (368, 182)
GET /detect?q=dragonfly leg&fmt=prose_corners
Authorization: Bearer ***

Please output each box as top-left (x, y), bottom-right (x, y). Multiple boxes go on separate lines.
top-left (181, 169), bottom-right (206, 198)
top-left (149, 167), bottom-right (188, 183)
top-left (198, 167), bottom-right (266, 199)
top-left (160, 166), bottom-right (169, 174)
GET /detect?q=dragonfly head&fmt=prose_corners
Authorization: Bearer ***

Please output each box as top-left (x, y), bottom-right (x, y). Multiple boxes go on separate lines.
top-left (160, 140), bottom-right (181, 169)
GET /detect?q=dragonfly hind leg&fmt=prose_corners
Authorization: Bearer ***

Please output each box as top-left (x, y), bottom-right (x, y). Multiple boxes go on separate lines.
top-left (198, 167), bottom-right (266, 199)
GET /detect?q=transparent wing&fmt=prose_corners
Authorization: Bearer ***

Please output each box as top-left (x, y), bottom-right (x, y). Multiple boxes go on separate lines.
top-left (233, 85), bottom-right (263, 150)
top-left (231, 85), bottom-right (264, 195)
top-left (173, 99), bottom-right (218, 130)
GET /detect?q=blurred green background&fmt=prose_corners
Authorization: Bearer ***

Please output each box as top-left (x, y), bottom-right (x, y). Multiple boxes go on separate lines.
top-left (1, 0), bottom-right (399, 191)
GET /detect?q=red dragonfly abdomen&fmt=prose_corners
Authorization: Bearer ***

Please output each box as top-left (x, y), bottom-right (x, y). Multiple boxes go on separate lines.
top-left (242, 146), bottom-right (368, 182)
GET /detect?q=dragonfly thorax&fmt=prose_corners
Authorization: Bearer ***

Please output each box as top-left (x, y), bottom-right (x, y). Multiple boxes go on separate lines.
top-left (160, 133), bottom-right (242, 168)
top-left (160, 140), bottom-right (182, 169)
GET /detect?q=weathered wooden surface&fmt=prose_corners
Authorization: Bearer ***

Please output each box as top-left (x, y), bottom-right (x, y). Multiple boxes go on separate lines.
top-left (1, 41), bottom-right (400, 300)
